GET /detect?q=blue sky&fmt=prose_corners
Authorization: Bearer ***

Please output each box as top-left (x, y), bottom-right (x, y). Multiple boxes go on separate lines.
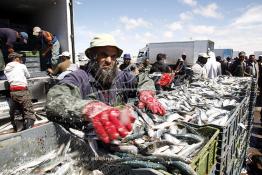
top-left (73, 0), bottom-right (262, 56)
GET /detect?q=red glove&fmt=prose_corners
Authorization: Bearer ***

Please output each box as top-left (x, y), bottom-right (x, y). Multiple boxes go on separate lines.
top-left (157, 73), bottom-right (174, 87)
top-left (84, 102), bottom-right (136, 143)
top-left (138, 90), bottom-right (166, 116)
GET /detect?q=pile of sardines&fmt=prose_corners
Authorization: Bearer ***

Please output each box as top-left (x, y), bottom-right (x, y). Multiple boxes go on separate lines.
top-left (1, 140), bottom-right (100, 175)
top-left (1, 76), bottom-right (251, 175)
top-left (157, 76), bottom-right (251, 126)
top-left (106, 106), bottom-right (205, 175)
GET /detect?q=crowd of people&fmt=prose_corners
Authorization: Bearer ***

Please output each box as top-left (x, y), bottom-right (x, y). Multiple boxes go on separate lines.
top-left (1, 31), bottom-right (261, 145)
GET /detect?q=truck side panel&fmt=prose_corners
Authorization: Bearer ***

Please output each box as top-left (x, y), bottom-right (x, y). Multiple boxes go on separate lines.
top-left (145, 40), bottom-right (214, 66)
top-left (148, 42), bottom-right (194, 65)
top-left (0, 0), bottom-right (74, 61)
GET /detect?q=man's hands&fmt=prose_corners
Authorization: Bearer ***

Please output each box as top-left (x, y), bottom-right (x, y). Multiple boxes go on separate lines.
top-left (84, 102), bottom-right (136, 143)
top-left (138, 90), bottom-right (166, 116)
top-left (157, 73), bottom-right (174, 87)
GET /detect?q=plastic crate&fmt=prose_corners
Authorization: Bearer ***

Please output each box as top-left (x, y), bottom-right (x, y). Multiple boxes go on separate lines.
top-left (25, 57), bottom-right (40, 63)
top-left (0, 123), bottom-right (220, 175)
top-left (212, 105), bottom-right (241, 160)
top-left (214, 108), bottom-right (248, 175)
top-left (215, 143), bottom-right (234, 175)
top-left (20, 51), bottom-right (40, 57)
top-left (113, 125), bottom-right (219, 175)
top-left (25, 62), bottom-right (41, 68)
top-left (0, 122), bottom-right (137, 175)
top-left (190, 126), bottom-right (220, 175)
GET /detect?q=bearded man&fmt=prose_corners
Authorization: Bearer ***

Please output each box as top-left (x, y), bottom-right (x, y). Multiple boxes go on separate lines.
top-left (46, 34), bottom-right (166, 143)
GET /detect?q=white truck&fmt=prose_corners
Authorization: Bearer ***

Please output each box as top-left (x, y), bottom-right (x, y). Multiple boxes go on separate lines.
top-left (214, 49), bottom-right (233, 59)
top-left (254, 51), bottom-right (262, 59)
top-left (137, 40), bottom-right (214, 66)
top-left (0, 0), bottom-right (75, 119)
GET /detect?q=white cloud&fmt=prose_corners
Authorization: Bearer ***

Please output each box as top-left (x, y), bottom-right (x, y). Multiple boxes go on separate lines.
top-left (74, 25), bottom-right (95, 53)
top-left (180, 0), bottom-right (197, 7)
top-left (75, 0), bottom-right (83, 5)
top-left (120, 16), bottom-right (152, 30)
top-left (188, 25), bottom-right (215, 35)
top-left (163, 31), bottom-right (174, 39)
top-left (193, 3), bottom-right (223, 19)
top-left (167, 22), bottom-right (182, 31)
top-left (179, 12), bottom-right (193, 21)
top-left (232, 5), bottom-right (262, 26)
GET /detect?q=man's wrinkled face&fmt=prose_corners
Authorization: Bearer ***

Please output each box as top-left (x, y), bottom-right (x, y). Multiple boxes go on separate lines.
top-left (95, 46), bottom-right (118, 69)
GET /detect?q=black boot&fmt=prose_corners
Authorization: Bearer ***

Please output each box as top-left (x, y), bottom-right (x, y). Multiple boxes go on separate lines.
top-left (24, 119), bottom-right (35, 129)
top-left (14, 120), bottom-right (24, 132)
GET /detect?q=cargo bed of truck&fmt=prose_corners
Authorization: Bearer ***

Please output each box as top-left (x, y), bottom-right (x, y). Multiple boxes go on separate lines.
top-left (0, 76), bottom-right (51, 120)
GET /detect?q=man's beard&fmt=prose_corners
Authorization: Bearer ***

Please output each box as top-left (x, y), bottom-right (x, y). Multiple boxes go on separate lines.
top-left (89, 61), bottom-right (118, 89)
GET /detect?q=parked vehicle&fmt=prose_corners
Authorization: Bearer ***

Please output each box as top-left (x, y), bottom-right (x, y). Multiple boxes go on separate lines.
top-left (137, 40), bottom-right (214, 66)
top-left (214, 49), bottom-right (233, 59)
top-left (0, 0), bottom-right (75, 119)
top-left (254, 51), bottom-right (262, 59)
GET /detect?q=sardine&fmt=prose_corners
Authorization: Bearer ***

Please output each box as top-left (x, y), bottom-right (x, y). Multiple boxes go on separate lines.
top-left (119, 160), bottom-right (167, 170)
top-left (168, 161), bottom-right (197, 175)
top-left (110, 145), bottom-right (138, 155)
top-left (54, 161), bottom-right (72, 175)
top-left (133, 106), bottom-right (155, 127)
top-left (11, 150), bottom-right (57, 174)
top-left (166, 113), bottom-right (184, 122)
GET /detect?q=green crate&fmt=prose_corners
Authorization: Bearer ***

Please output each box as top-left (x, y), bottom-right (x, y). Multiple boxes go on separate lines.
top-left (20, 51), bottom-right (40, 57)
top-left (191, 126), bottom-right (220, 175)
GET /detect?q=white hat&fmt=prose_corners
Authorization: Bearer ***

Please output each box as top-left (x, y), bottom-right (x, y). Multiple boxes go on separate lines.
top-left (59, 51), bottom-right (71, 57)
top-left (33, 26), bottom-right (41, 36)
top-left (85, 34), bottom-right (123, 59)
top-left (198, 53), bottom-right (210, 58)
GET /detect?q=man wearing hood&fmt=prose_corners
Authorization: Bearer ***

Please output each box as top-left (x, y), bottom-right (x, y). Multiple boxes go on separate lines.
top-left (4, 52), bottom-right (36, 132)
top-left (204, 48), bottom-right (218, 79)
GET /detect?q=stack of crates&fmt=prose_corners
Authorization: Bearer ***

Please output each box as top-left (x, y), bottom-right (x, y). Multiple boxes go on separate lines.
top-left (213, 77), bottom-right (253, 175)
top-left (22, 51), bottom-right (41, 73)
top-left (21, 51), bottom-right (48, 78)
top-left (247, 78), bottom-right (257, 136)
top-left (214, 77), bottom-right (257, 175)
top-left (231, 78), bottom-right (257, 174)
top-left (0, 122), bottom-right (220, 175)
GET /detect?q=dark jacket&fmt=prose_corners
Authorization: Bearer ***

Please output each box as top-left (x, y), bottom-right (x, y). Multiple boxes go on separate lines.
top-left (0, 28), bottom-right (17, 48)
top-left (220, 60), bottom-right (230, 75)
top-left (46, 68), bottom-right (155, 129)
top-left (230, 60), bottom-right (246, 77)
top-left (119, 63), bottom-right (129, 71)
top-left (150, 61), bottom-right (171, 73)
